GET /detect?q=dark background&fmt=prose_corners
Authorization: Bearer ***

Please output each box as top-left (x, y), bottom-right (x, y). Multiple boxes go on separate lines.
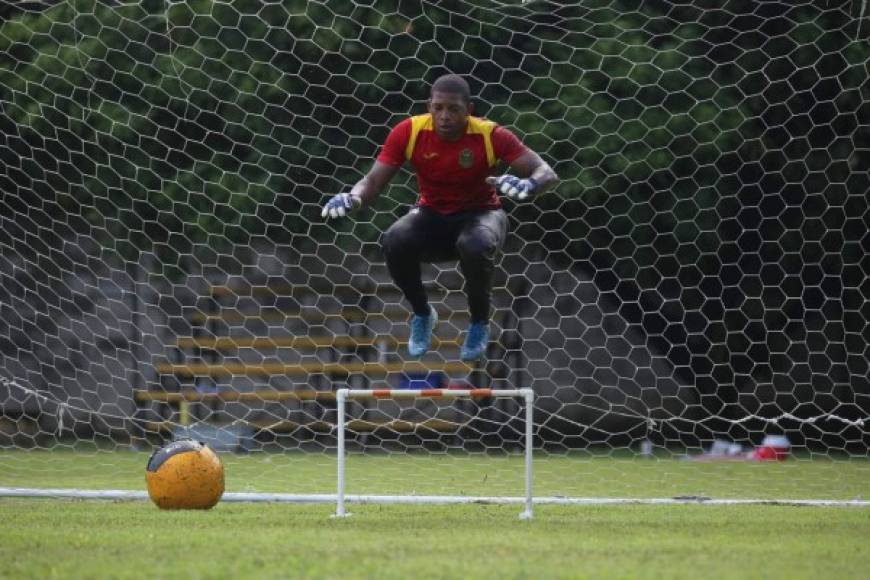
top-left (1, 0), bottom-right (868, 452)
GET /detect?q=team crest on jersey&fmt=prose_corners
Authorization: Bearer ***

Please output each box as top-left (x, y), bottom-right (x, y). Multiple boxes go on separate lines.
top-left (458, 149), bottom-right (474, 168)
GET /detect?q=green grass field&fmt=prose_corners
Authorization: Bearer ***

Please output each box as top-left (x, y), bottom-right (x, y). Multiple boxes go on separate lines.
top-left (2, 501), bottom-right (869, 579)
top-left (2, 448), bottom-right (869, 499)
top-left (2, 450), bottom-right (870, 578)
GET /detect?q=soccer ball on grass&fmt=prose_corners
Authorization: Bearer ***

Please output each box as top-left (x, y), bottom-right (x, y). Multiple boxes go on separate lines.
top-left (145, 439), bottom-right (224, 509)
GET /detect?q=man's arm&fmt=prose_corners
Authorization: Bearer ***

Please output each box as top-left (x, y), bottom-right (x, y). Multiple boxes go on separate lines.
top-left (507, 150), bottom-right (558, 195)
top-left (487, 150), bottom-right (559, 200)
top-left (322, 161), bottom-right (400, 219)
top-left (349, 161), bottom-right (401, 208)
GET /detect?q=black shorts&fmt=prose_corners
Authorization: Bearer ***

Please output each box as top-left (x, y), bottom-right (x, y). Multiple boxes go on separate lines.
top-left (381, 206), bottom-right (508, 263)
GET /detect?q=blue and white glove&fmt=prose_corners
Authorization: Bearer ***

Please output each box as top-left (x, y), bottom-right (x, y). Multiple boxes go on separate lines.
top-left (321, 192), bottom-right (361, 219)
top-left (487, 175), bottom-right (538, 200)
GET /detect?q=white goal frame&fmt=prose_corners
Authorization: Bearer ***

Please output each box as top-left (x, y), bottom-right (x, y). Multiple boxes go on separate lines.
top-left (334, 388), bottom-right (535, 520)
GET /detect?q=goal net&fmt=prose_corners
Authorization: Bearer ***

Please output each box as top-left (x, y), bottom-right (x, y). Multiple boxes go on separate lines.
top-left (1, 0), bottom-right (868, 505)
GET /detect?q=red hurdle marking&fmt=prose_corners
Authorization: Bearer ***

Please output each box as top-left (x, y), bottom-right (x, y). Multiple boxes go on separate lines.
top-left (367, 388), bottom-right (495, 398)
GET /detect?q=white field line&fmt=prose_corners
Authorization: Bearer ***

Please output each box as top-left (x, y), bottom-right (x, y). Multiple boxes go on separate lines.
top-left (1, 487), bottom-right (868, 507)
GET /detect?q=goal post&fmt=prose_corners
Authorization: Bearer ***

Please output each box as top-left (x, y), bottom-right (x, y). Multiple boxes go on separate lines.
top-left (334, 388), bottom-right (535, 519)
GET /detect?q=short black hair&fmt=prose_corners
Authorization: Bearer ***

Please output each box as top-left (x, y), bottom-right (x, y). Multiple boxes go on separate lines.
top-left (431, 74), bottom-right (471, 103)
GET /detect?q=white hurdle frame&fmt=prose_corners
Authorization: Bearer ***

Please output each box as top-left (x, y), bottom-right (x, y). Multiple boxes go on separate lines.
top-left (335, 387), bottom-right (535, 520)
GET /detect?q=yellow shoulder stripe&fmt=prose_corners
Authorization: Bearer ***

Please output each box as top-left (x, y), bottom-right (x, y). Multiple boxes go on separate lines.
top-left (405, 114), bottom-right (433, 161)
top-left (466, 116), bottom-right (497, 167)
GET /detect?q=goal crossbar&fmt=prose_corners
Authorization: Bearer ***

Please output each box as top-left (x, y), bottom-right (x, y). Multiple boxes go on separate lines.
top-left (335, 388), bottom-right (535, 520)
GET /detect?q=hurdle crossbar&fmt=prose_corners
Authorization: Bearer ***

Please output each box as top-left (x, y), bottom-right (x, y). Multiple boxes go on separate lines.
top-left (334, 388), bottom-right (535, 520)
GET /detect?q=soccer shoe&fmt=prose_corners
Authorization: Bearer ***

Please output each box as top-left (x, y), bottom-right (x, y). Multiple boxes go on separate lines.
top-left (461, 322), bottom-right (489, 361)
top-left (408, 305), bottom-right (438, 358)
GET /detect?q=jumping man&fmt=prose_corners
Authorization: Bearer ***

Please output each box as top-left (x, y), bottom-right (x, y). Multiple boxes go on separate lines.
top-left (322, 74), bottom-right (558, 361)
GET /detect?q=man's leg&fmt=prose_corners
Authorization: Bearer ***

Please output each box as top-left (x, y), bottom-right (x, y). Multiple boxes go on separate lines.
top-left (382, 208), bottom-right (450, 315)
top-left (455, 209), bottom-right (508, 360)
top-left (456, 209), bottom-right (508, 323)
top-left (382, 208), bottom-right (453, 357)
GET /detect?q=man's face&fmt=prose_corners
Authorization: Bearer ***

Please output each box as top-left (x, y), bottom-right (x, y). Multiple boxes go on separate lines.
top-left (428, 91), bottom-right (470, 141)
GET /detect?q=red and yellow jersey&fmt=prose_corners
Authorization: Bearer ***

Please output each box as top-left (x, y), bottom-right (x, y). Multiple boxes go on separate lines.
top-left (377, 114), bottom-right (528, 214)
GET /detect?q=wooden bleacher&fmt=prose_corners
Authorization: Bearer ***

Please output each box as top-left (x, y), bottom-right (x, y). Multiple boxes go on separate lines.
top-left (154, 361), bottom-right (473, 377)
top-left (174, 336), bottom-right (463, 349)
top-left (137, 280), bottom-right (490, 438)
top-left (142, 417), bottom-right (463, 434)
top-left (184, 305), bottom-right (467, 325)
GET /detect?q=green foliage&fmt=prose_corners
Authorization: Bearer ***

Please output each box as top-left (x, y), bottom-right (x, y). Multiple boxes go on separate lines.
top-left (1, 0), bottom-right (868, 261)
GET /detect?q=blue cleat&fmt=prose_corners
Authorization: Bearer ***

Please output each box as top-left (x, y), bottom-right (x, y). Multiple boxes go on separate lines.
top-left (461, 321), bottom-right (489, 361)
top-left (408, 305), bottom-right (438, 358)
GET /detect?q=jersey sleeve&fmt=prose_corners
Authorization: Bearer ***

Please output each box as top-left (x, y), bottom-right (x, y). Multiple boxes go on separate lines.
top-left (491, 126), bottom-right (529, 165)
top-left (376, 118), bottom-right (412, 167)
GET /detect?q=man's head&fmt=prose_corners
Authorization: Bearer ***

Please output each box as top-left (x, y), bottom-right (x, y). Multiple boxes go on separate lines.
top-left (428, 74), bottom-right (473, 141)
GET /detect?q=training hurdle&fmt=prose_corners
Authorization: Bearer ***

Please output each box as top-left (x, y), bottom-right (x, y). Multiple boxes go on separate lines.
top-left (334, 388), bottom-right (535, 520)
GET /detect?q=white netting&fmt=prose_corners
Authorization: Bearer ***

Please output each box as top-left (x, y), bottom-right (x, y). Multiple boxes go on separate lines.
top-left (0, 0), bottom-right (868, 502)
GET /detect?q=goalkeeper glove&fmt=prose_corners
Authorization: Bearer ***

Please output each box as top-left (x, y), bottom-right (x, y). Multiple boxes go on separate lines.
top-left (321, 192), bottom-right (361, 219)
top-left (488, 175), bottom-right (538, 200)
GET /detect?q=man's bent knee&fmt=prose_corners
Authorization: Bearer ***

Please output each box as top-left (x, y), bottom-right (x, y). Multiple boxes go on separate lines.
top-left (381, 224), bottom-right (415, 257)
top-left (456, 230), bottom-right (498, 262)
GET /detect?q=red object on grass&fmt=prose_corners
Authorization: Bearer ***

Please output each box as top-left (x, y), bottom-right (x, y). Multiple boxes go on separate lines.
top-left (751, 435), bottom-right (790, 461)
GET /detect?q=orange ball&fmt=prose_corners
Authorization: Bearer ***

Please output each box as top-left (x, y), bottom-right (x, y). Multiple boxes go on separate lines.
top-left (145, 439), bottom-right (224, 509)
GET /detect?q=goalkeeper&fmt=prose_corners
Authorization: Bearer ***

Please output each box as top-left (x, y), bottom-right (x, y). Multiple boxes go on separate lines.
top-left (322, 74), bottom-right (558, 361)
